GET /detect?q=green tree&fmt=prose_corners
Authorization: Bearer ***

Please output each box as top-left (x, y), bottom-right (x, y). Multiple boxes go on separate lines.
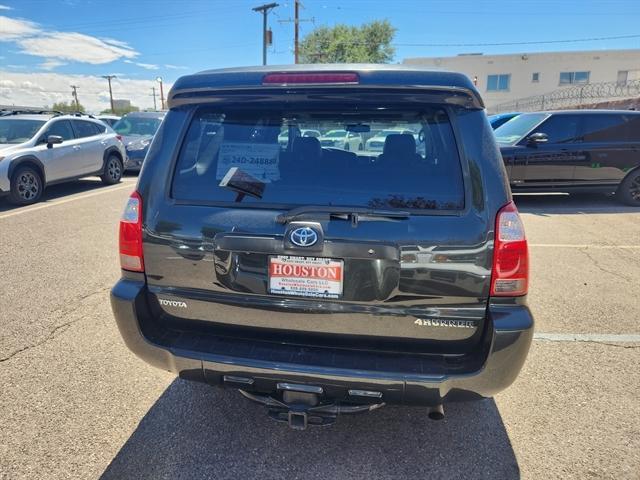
top-left (299, 20), bottom-right (396, 64)
top-left (51, 101), bottom-right (85, 113)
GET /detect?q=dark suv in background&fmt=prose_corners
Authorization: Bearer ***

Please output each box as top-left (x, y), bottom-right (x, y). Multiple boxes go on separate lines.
top-left (495, 110), bottom-right (640, 205)
top-left (111, 65), bottom-right (533, 429)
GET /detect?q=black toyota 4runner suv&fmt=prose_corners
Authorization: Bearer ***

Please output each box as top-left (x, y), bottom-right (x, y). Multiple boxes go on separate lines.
top-left (111, 65), bottom-right (533, 429)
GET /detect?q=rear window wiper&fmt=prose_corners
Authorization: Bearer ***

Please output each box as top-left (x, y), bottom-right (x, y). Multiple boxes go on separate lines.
top-left (276, 206), bottom-right (410, 225)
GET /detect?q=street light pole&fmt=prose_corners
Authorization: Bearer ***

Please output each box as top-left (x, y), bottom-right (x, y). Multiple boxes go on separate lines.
top-left (101, 75), bottom-right (116, 113)
top-left (252, 3), bottom-right (279, 66)
top-left (156, 77), bottom-right (165, 110)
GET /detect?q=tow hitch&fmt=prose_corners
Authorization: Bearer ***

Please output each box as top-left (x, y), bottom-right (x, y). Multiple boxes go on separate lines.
top-left (238, 385), bottom-right (385, 430)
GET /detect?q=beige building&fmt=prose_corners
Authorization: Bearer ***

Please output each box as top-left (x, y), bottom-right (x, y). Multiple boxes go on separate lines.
top-left (403, 49), bottom-right (640, 111)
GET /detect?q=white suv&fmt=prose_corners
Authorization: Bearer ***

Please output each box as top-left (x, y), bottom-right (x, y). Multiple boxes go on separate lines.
top-left (0, 110), bottom-right (127, 205)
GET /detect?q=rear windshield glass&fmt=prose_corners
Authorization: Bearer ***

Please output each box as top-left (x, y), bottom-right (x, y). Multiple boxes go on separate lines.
top-left (172, 105), bottom-right (464, 211)
top-left (113, 116), bottom-right (161, 136)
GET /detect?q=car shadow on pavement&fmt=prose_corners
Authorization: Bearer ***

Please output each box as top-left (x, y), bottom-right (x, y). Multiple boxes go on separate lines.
top-left (100, 379), bottom-right (520, 480)
top-left (0, 178), bottom-right (134, 213)
top-left (513, 192), bottom-right (638, 215)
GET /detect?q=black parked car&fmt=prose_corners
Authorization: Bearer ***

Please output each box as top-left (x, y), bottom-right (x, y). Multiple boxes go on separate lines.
top-left (111, 65), bottom-right (533, 429)
top-left (488, 111), bottom-right (520, 129)
top-left (495, 110), bottom-right (640, 205)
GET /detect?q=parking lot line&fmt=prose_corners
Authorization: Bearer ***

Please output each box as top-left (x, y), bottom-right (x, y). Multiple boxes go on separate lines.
top-left (534, 332), bottom-right (640, 343)
top-left (0, 183), bottom-right (133, 220)
top-left (529, 244), bottom-right (640, 249)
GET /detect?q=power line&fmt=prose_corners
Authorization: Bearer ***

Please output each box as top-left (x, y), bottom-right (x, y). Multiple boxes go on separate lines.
top-left (390, 33), bottom-right (640, 48)
top-left (299, 33), bottom-right (640, 51)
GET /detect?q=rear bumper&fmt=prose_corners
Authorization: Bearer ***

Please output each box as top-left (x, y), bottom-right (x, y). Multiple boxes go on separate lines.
top-left (111, 278), bottom-right (534, 406)
top-left (124, 150), bottom-right (145, 171)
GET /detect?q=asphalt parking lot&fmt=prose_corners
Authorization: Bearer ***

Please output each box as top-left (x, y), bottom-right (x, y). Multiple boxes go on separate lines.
top-left (1, 180), bottom-right (638, 480)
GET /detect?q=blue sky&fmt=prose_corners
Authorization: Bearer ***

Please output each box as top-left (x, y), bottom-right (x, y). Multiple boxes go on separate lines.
top-left (1, 0), bottom-right (639, 111)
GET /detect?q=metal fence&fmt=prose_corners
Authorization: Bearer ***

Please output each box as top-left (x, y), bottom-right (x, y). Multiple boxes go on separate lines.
top-left (491, 79), bottom-right (640, 113)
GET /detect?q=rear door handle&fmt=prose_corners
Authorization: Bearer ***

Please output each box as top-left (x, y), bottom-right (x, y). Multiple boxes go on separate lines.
top-left (72, 145), bottom-right (82, 150)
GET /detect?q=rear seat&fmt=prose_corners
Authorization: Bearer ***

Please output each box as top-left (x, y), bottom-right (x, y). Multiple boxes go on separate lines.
top-left (279, 136), bottom-right (323, 181)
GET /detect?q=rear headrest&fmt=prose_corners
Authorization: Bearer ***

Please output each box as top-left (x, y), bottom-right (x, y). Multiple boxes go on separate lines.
top-left (292, 136), bottom-right (321, 160)
top-left (383, 134), bottom-right (416, 157)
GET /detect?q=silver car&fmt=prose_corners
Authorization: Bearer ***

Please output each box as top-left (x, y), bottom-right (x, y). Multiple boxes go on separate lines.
top-left (0, 110), bottom-right (126, 205)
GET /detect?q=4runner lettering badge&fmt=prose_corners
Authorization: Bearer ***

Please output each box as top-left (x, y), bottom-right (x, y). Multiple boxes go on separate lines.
top-left (414, 318), bottom-right (474, 329)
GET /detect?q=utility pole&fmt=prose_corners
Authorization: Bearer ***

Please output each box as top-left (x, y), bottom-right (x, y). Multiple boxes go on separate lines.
top-left (278, 2), bottom-right (313, 63)
top-left (294, 0), bottom-right (299, 64)
top-left (156, 77), bottom-right (165, 110)
top-left (70, 85), bottom-right (80, 111)
top-left (252, 3), bottom-right (279, 66)
top-left (151, 86), bottom-right (157, 111)
top-left (101, 75), bottom-right (116, 113)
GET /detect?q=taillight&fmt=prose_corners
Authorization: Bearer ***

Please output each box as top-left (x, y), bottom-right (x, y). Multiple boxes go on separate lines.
top-left (262, 72), bottom-right (359, 85)
top-left (491, 201), bottom-right (528, 296)
top-left (119, 191), bottom-right (144, 272)
top-left (116, 135), bottom-right (123, 142)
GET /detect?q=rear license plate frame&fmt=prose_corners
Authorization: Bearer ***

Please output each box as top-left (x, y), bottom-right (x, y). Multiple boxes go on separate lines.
top-left (268, 255), bottom-right (344, 299)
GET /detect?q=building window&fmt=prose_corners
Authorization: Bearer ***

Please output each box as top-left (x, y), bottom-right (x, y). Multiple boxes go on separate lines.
top-left (532, 72), bottom-right (539, 82)
top-left (559, 71), bottom-right (590, 85)
top-left (487, 74), bottom-right (510, 91)
top-left (617, 70), bottom-right (628, 86)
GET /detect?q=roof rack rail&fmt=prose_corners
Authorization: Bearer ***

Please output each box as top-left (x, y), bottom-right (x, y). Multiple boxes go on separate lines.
top-left (0, 107), bottom-right (64, 116)
top-left (51, 111), bottom-right (96, 119)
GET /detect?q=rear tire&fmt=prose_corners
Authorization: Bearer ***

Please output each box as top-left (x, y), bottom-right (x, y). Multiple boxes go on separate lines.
top-left (101, 154), bottom-right (123, 185)
top-left (616, 169), bottom-right (640, 206)
top-left (9, 166), bottom-right (43, 205)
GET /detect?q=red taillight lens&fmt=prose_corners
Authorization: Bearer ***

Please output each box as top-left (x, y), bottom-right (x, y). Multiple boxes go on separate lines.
top-left (116, 135), bottom-right (123, 142)
top-left (119, 191), bottom-right (144, 272)
top-left (262, 72), bottom-right (359, 85)
top-left (491, 201), bottom-right (528, 296)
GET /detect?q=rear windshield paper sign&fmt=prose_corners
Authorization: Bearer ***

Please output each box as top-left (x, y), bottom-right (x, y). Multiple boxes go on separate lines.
top-left (216, 142), bottom-right (280, 182)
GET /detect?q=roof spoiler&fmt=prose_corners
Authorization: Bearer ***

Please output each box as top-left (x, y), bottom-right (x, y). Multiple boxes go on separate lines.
top-left (168, 85), bottom-right (484, 110)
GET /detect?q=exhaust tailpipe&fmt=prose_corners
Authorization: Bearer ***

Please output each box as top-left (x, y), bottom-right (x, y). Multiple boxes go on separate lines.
top-left (427, 404), bottom-right (444, 420)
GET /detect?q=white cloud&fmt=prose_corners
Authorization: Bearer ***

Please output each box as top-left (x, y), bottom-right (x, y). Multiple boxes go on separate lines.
top-left (18, 32), bottom-right (138, 64)
top-left (0, 15), bottom-right (139, 65)
top-left (39, 59), bottom-right (66, 70)
top-left (20, 80), bottom-right (45, 91)
top-left (0, 5), bottom-right (13, 10)
top-left (135, 62), bottom-right (158, 70)
top-left (164, 64), bottom-right (188, 70)
top-left (0, 16), bottom-right (39, 40)
top-left (99, 37), bottom-right (131, 48)
top-left (124, 59), bottom-right (159, 70)
top-left (0, 70), bottom-right (171, 112)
